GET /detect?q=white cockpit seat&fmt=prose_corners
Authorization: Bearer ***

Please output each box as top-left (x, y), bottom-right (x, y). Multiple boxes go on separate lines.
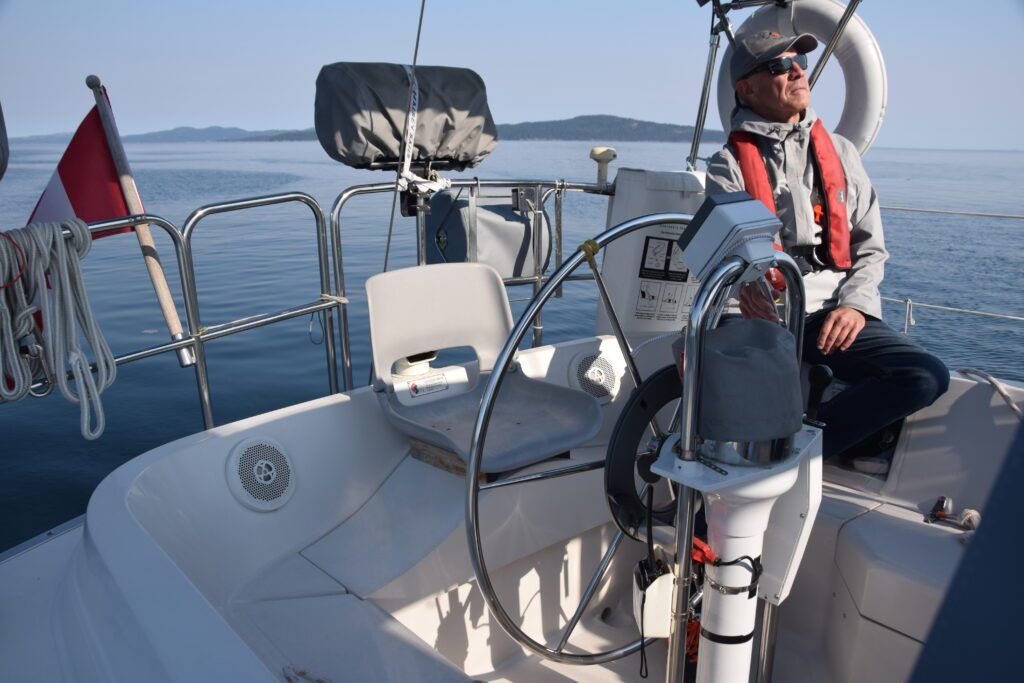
top-left (366, 263), bottom-right (602, 473)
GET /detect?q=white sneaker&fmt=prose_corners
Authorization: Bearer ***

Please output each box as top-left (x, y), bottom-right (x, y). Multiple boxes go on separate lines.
top-left (851, 455), bottom-right (890, 475)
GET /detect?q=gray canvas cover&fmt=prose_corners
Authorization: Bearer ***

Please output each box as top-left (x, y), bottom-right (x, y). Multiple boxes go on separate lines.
top-left (0, 100), bottom-right (8, 183)
top-left (698, 319), bottom-right (803, 442)
top-left (315, 62), bottom-right (497, 170)
top-left (425, 190), bottom-right (551, 279)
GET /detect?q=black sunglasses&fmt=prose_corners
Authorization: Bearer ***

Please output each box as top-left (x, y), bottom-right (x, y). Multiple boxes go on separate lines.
top-left (745, 53), bottom-right (808, 78)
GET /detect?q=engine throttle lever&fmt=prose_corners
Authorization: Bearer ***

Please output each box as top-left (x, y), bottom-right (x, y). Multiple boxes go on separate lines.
top-left (806, 364), bottom-right (834, 423)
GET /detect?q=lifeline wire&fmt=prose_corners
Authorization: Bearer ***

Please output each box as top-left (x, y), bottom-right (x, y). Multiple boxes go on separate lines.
top-left (381, 0), bottom-right (427, 273)
top-left (0, 220), bottom-right (116, 439)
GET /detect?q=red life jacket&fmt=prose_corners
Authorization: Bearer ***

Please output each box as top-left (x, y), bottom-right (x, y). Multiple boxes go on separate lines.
top-left (728, 118), bottom-right (852, 270)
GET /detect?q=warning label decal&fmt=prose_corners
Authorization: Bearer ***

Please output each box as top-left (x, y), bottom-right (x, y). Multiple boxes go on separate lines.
top-left (408, 374), bottom-right (449, 399)
top-left (639, 236), bottom-right (689, 282)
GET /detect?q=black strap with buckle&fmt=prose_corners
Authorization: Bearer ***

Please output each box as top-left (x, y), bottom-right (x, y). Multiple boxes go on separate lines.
top-left (789, 245), bottom-right (827, 275)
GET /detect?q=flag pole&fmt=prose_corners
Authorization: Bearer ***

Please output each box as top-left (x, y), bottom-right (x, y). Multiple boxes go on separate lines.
top-left (85, 75), bottom-right (194, 367)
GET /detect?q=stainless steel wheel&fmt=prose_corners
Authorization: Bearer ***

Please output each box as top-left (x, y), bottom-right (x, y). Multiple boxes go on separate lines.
top-left (465, 213), bottom-right (694, 664)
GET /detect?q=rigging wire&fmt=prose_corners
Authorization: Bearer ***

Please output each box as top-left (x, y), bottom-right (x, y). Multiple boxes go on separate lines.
top-left (382, 0), bottom-right (427, 273)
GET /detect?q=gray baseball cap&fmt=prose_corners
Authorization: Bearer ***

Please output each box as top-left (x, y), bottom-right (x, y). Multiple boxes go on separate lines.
top-left (730, 30), bottom-right (818, 86)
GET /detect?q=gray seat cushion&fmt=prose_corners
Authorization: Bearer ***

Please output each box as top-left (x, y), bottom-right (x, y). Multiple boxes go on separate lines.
top-left (379, 370), bottom-right (603, 473)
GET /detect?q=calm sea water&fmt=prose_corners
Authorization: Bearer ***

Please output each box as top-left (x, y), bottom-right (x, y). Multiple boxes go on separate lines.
top-left (1, 140), bottom-right (1022, 551)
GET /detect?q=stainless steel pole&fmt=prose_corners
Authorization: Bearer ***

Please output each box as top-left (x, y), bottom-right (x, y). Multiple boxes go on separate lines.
top-left (808, 0), bottom-right (864, 90)
top-left (666, 486), bottom-right (699, 683)
top-left (754, 600), bottom-right (779, 683)
top-left (555, 186), bottom-right (565, 298)
top-left (532, 184), bottom-right (544, 346)
top-left (752, 254), bottom-right (805, 682)
top-left (688, 28), bottom-right (723, 171)
top-left (310, 200), bottom-right (339, 395)
top-left (678, 258), bottom-right (746, 457)
top-left (665, 257), bottom-right (746, 682)
top-left (416, 192), bottom-right (429, 265)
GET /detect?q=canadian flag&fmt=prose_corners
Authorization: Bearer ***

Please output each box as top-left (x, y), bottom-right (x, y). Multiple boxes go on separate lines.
top-left (28, 89), bottom-right (135, 236)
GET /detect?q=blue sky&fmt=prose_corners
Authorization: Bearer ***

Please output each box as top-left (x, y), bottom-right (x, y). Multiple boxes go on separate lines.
top-left (1, 0), bottom-right (1022, 150)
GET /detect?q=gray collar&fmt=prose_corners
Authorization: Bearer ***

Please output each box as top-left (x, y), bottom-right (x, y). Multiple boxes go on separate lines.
top-left (731, 106), bottom-right (818, 142)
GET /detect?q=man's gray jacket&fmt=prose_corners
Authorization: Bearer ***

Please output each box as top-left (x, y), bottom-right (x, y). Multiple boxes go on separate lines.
top-left (705, 106), bottom-right (887, 319)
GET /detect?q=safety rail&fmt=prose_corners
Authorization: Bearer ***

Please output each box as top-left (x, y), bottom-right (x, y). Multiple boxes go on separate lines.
top-left (326, 178), bottom-right (609, 387)
top-left (11, 192), bottom-right (342, 431)
top-left (882, 296), bottom-right (1024, 335)
top-left (878, 203), bottom-right (1024, 334)
top-left (181, 192), bottom-right (338, 427)
top-left (5, 180), bottom-right (603, 433)
top-left (7, 186), bottom-right (1022, 434)
top-left (880, 205), bottom-right (1024, 221)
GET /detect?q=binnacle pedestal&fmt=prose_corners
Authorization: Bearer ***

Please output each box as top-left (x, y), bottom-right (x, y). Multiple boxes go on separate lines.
top-left (652, 427), bottom-right (822, 683)
top-left (655, 192), bottom-right (822, 683)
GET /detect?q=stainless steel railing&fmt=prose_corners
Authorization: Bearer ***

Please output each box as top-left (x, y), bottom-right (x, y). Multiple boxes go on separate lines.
top-left (878, 204), bottom-right (1024, 334)
top-left (14, 191), bottom-right (340, 431)
top-left (882, 296), bottom-right (1024, 335)
top-left (8, 180), bottom-right (603, 432)
top-left (181, 192), bottom-right (338, 427)
top-left (326, 178), bottom-right (609, 387)
top-left (7, 185), bottom-right (1022, 433)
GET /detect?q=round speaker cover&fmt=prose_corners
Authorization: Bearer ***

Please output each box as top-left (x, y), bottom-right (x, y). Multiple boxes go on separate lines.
top-left (569, 351), bottom-right (619, 404)
top-left (226, 437), bottom-right (296, 512)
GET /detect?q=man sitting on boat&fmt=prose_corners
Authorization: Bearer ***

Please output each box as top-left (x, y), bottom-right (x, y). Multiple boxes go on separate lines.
top-left (705, 30), bottom-right (950, 472)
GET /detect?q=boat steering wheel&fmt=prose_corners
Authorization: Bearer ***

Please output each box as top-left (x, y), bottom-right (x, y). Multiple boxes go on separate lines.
top-left (465, 213), bottom-right (696, 664)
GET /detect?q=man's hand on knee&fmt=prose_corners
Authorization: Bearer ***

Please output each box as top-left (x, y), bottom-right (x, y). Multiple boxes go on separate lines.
top-left (818, 306), bottom-right (866, 354)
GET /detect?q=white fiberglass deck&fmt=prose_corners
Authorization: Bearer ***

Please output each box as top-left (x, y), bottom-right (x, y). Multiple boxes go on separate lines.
top-left (0, 328), bottom-right (1020, 681)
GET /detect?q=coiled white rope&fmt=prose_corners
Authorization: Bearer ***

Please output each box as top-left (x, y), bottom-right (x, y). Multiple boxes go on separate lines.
top-left (0, 219), bottom-right (116, 439)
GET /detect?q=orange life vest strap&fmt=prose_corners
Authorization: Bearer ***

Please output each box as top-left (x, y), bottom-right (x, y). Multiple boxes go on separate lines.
top-left (808, 119), bottom-right (852, 268)
top-left (729, 131), bottom-right (785, 289)
top-left (728, 131), bottom-right (777, 214)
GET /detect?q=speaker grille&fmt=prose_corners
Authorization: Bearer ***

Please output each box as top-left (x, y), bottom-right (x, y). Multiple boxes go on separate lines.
top-left (238, 443), bottom-right (291, 502)
top-left (573, 353), bottom-right (618, 401)
top-left (227, 438), bottom-right (295, 511)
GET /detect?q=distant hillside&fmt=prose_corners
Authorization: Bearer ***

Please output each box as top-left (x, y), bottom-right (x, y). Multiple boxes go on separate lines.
top-left (12, 116), bottom-right (725, 145)
top-left (12, 132), bottom-right (73, 144)
top-left (240, 128), bottom-right (316, 142)
top-left (497, 115), bottom-right (726, 143)
top-left (122, 126), bottom-right (289, 143)
top-left (12, 126), bottom-right (288, 144)
top-left (240, 116), bottom-right (723, 143)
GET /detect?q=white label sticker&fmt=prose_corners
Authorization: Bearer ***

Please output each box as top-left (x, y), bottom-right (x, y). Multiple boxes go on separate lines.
top-left (659, 283), bottom-right (683, 314)
top-left (408, 373), bottom-right (449, 399)
top-left (635, 280), bottom-right (663, 318)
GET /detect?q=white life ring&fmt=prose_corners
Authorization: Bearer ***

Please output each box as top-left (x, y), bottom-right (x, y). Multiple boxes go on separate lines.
top-left (716, 0), bottom-right (887, 156)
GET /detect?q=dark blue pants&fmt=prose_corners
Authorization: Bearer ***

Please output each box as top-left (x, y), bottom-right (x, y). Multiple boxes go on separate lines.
top-left (802, 313), bottom-right (950, 458)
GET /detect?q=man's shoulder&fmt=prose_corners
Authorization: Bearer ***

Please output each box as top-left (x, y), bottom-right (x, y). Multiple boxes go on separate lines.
top-left (826, 132), bottom-right (871, 184)
top-left (709, 142), bottom-right (736, 158)
top-left (704, 144), bottom-right (744, 193)
top-left (828, 132), bottom-right (859, 157)
top-left (706, 144), bottom-right (739, 175)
